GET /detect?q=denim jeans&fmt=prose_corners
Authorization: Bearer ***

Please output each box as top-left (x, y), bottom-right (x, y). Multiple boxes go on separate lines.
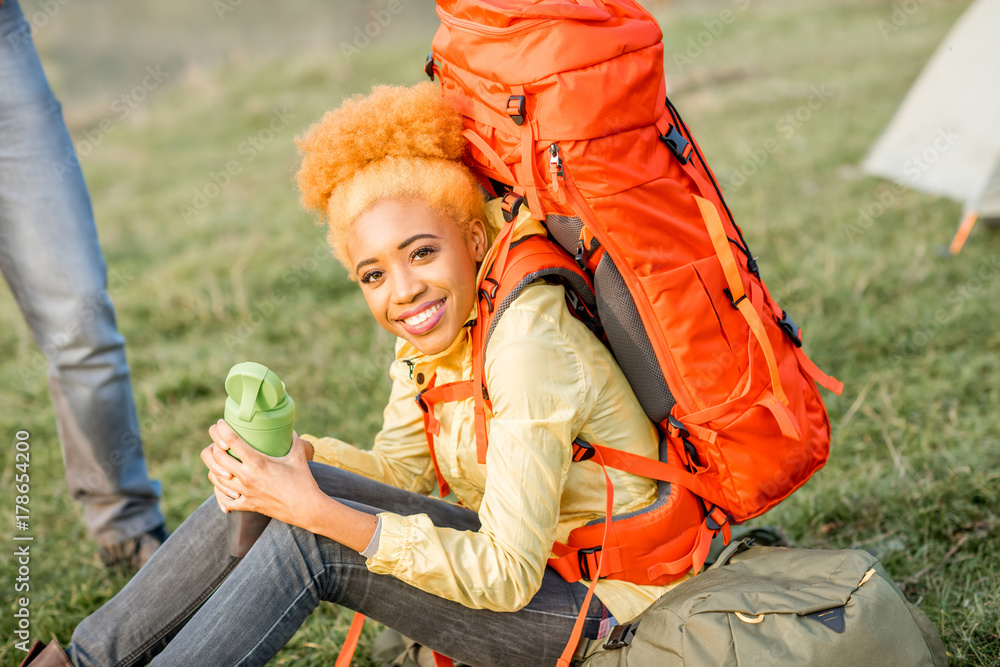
top-left (0, 0), bottom-right (163, 545)
top-left (68, 462), bottom-right (606, 667)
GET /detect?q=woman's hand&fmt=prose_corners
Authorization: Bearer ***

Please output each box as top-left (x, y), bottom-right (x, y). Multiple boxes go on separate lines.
top-left (200, 420), bottom-right (322, 528)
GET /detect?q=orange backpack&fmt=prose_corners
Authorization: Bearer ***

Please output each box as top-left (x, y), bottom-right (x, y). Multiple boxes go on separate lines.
top-left (343, 2), bottom-right (844, 665)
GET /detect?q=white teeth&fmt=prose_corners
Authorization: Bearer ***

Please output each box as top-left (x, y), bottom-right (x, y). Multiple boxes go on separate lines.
top-left (403, 301), bottom-right (443, 327)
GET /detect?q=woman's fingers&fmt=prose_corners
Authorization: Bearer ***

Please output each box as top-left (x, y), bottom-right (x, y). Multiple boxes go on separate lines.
top-left (214, 487), bottom-right (230, 513)
top-left (208, 467), bottom-right (247, 499)
top-left (201, 443), bottom-right (236, 481)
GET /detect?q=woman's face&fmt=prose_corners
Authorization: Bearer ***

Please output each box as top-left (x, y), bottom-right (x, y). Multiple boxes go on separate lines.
top-left (346, 198), bottom-right (488, 356)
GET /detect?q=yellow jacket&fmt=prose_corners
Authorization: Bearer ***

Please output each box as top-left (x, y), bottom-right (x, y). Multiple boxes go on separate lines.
top-left (302, 199), bottom-right (689, 622)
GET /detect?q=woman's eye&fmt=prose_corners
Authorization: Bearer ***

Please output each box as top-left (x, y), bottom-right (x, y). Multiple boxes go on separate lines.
top-left (412, 246), bottom-right (436, 261)
top-left (361, 270), bottom-right (383, 284)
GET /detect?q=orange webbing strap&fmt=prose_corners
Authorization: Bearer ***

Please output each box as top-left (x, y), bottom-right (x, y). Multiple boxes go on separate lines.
top-left (793, 345), bottom-right (844, 395)
top-left (419, 378), bottom-right (476, 497)
top-left (334, 612), bottom-right (367, 667)
top-left (654, 113), bottom-right (716, 202)
top-left (949, 210), bottom-right (979, 255)
top-left (469, 214), bottom-right (522, 464)
top-left (510, 84), bottom-right (543, 219)
top-left (444, 90), bottom-right (520, 135)
top-left (548, 542), bottom-right (625, 582)
top-left (471, 317), bottom-right (491, 464)
top-left (556, 446), bottom-right (614, 667)
top-left (461, 129), bottom-right (519, 188)
top-left (585, 441), bottom-right (722, 509)
top-left (432, 652), bottom-right (455, 667)
top-left (694, 195), bottom-right (800, 440)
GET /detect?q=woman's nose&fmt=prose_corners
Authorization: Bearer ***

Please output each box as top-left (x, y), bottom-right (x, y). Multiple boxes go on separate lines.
top-left (391, 269), bottom-right (427, 304)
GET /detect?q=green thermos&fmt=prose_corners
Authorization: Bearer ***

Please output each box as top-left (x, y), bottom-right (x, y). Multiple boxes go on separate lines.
top-left (223, 361), bottom-right (295, 557)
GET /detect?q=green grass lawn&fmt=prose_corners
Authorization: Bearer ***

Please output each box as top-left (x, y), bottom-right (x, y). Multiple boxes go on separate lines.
top-left (2, 0), bottom-right (998, 664)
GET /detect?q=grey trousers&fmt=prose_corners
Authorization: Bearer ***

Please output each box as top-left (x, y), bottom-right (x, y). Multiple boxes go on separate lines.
top-left (68, 462), bottom-right (606, 667)
top-left (0, 0), bottom-right (164, 545)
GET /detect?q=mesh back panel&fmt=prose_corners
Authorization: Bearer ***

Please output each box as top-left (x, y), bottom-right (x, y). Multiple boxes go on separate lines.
top-left (546, 214), bottom-right (675, 423)
top-left (543, 214), bottom-right (679, 525)
top-left (545, 214), bottom-right (583, 251)
top-left (594, 253), bottom-right (676, 423)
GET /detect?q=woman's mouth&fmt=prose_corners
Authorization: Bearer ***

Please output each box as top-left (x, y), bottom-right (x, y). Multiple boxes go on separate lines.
top-left (398, 298), bottom-right (446, 335)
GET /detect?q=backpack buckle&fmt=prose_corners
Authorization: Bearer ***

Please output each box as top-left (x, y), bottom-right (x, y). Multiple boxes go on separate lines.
top-left (667, 414), bottom-right (689, 440)
top-left (571, 438), bottom-right (595, 462)
top-left (776, 310), bottom-right (803, 347)
top-left (602, 621), bottom-right (639, 650)
top-left (478, 277), bottom-right (500, 314)
top-left (506, 95), bottom-right (526, 126)
top-left (659, 124), bottom-right (693, 164)
top-left (500, 193), bottom-right (524, 223)
top-left (415, 390), bottom-right (429, 413)
top-left (577, 545), bottom-right (602, 580)
top-left (423, 53), bottom-right (435, 81)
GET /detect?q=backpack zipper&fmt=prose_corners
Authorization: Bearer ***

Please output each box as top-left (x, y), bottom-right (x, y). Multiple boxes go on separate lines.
top-left (549, 143), bottom-right (564, 193)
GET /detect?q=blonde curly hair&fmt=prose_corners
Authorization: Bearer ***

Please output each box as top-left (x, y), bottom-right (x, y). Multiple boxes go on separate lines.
top-left (296, 82), bottom-right (487, 270)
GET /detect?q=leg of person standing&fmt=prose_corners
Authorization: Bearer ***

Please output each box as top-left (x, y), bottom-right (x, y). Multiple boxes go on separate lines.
top-left (0, 0), bottom-right (167, 568)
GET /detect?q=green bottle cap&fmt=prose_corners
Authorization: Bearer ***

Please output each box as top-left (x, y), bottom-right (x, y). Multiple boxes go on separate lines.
top-left (223, 361), bottom-right (295, 459)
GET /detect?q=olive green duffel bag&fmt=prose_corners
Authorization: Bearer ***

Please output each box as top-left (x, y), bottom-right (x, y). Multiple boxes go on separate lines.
top-left (581, 542), bottom-right (948, 666)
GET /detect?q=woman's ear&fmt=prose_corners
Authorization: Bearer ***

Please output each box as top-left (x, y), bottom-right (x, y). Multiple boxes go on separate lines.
top-left (467, 217), bottom-right (489, 262)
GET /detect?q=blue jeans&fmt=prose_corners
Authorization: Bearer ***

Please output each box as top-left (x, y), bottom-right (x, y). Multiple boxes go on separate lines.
top-left (68, 463), bottom-right (605, 666)
top-left (0, 0), bottom-right (163, 545)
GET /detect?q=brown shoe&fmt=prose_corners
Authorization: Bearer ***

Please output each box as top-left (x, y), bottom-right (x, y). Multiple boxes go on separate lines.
top-left (99, 524), bottom-right (170, 572)
top-left (18, 639), bottom-right (72, 667)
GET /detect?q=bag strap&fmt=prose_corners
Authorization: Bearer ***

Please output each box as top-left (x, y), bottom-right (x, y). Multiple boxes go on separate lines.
top-left (335, 611), bottom-right (455, 667)
top-left (334, 612), bottom-right (367, 667)
top-left (694, 194), bottom-right (801, 440)
top-left (707, 537), bottom-right (755, 570)
top-left (555, 444), bottom-right (614, 667)
top-left (416, 377), bottom-right (477, 498)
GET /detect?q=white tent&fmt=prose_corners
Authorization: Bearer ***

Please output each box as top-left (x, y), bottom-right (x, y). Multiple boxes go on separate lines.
top-left (862, 0), bottom-right (1000, 253)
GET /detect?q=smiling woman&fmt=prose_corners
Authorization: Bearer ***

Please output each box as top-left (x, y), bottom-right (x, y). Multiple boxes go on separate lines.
top-left (22, 82), bottom-right (678, 667)
top-left (349, 199), bottom-right (487, 355)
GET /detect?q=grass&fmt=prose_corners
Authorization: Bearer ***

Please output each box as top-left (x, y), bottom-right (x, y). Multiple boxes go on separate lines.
top-left (2, 0), bottom-right (998, 664)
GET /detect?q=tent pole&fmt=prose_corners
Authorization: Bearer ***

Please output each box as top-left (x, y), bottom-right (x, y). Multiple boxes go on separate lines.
top-left (948, 211), bottom-right (979, 255)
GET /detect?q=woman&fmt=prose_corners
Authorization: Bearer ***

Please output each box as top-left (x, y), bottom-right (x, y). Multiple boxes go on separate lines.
top-left (22, 83), bottom-right (683, 667)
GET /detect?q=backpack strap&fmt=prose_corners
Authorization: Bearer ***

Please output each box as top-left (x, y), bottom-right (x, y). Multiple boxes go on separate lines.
top-left (655, 105), bottom-right (843, 400)
top-left (555, 443), bottom-right (614, 667)
top-left (334, 611), bottom-right (455, 667)
top-left (694, 194), bottom-right (801, 439)
top-left (469, 232), bottom-right (597, 463)
top-left (416, 376), bottom-right (477, 498)
top-left (334, 612), bottom-right (367, 667)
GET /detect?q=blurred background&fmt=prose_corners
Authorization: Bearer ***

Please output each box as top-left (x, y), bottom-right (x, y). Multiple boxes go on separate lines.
top-left (1, 0), bottom-right (998, 664)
